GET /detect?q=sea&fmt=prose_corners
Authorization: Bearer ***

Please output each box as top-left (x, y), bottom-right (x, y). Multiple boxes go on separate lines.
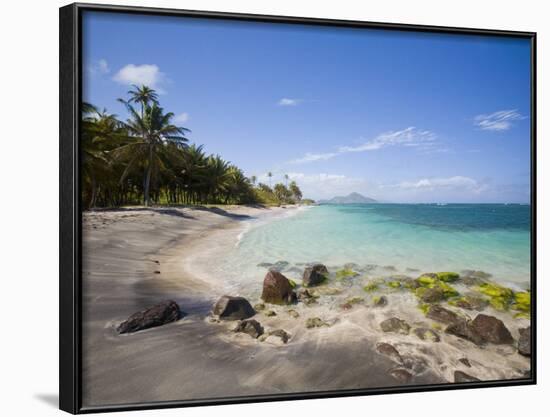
top-left (195, 204), bottom-right (532, 294)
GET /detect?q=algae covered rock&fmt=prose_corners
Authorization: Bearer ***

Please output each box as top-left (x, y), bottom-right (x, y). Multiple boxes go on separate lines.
top-left (306, 317), bottom-right (329, 329)
top-left (302, 263), bottom-right (328, 287)
top-left (265, 329), bottom-right (291, 344)
top-left (261, 270), bottom-right (297, 305)
top-left (213, 296), bottom-right (256, 321)
top-left (436, 272), bottom-right (460, 282)
top-left (413, 327), bottom-right (441, 342)
top-left (476, 282), bottom-right (514, 311)
top-left (373, 295), bottom-right (388, 307)
top-left (380, 317), bottom-right (411, 335)
top-left (416, 286), bottom-right (446, 303)
top-left (445, 320), bottom-right (485, 346)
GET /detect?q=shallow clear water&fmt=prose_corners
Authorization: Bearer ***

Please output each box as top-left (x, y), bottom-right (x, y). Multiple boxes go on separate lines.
top-left (203, 204), bottom-right (531, 292)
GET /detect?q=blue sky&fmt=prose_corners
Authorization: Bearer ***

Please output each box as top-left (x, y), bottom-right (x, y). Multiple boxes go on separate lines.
top-left (82, 11), bottom-right (532, 203)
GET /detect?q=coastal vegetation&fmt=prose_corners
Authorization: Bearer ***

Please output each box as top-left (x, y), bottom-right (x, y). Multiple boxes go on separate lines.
top-left (82, 85), bottom-right (305, 208)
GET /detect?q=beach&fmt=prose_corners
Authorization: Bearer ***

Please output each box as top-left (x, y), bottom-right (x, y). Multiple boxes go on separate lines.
top-left (82, 205), bottom-right (531, 408)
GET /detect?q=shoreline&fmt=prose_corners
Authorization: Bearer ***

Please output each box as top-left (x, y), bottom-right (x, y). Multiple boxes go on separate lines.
top-left (81, 204), bottom-right (530, 407)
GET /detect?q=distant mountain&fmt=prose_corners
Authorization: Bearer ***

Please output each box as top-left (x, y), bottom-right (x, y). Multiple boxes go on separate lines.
top-left (318, 192), bottom-right (378, 205)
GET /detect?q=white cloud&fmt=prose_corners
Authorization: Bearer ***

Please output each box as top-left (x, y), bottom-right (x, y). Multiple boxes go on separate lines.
top-left (474, 109), bottom-right (525, 131)
top-left (289, 152), bottom-right (339, 164)
top-left (113, 64), bottom-right (166, 92)
top-left (88, 58), bottom-right (110, 75)
top-left (392, 176), bottom-right (487, 194)
top-left (278, 98), bottom-right (301, 106)
top-left (290, 127), bottom-right (438, 164)
top-left (174, 112), bottom-right (189, 123)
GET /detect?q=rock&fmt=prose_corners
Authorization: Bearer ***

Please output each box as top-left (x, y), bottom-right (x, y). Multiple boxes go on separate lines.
top-left (264, 310), bottom-right (277, 317)
top-left (518, 327), bottom-right (531, 356)
top-left (268, 260), bottom-right (290, 272)
top-left (376, 342), bottom-right (403, 364)
top-left (389, 368), bottom-right (412, 383)
top-left (287, 309), bottom-right (300, 318)
top-left (445, 320), bottom-right (485, 346)
top-left (454, 295), bottom-right (489, 311)
top-left (261, 270), bottom-right (297, 305)
top-left (254, 303), bottom-right (266, 311)
top-left (373, 295), bottom-right (388, 307)
top-left (458, 358), bottom-right (471, 367)
top-left (403, 356), bottom-right (429, 374)
top-left (257, 262), bottom-right (273, 268)
top-left (302, 264), bottom-right (328, 287)
top-left (418, 287), bottom-right (446, 303)
top-left (234, 319), bottom-right (264, 338)
top-left (426, 305), bottom-right (464, 325)
top-left (267, 329), bottom-right (290, 344)
top-left (383, 265), bottom-right (397, 272)
top-left (413, 327), bottom-right (441, 342)
top-left (380, 317), bottom-right (410, 335)
top-left (454, 370), bottom-right (480, 383)
top-left (213, 295), bottom-right (255, 320)
top-left (117, 300), bottom-right (181, 334)
top-left (153, 270), bottom-right (161, 274)
top-left (297, 288), bottom-right (318, 305)
top-left (471, 314), bottom-right (514, 344)
top-left (306, 317), bottom-right (329, 329)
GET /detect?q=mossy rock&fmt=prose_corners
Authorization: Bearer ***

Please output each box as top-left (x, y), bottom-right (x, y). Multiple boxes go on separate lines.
top-left (476, 282), bottom-right (514, 311)
top-left (335, 268), bottom-right (359, 279)
top-left (346, 296), bottom-right (364, 305)
top-left (512, 291), bottom-right (531, 313)
top-left (418, 303), bottom-right (431, 315)
top-left (415, 282), bottom-right (458, 301)
top-left (387, 281), bottom-right (402, 289)
top-left (436, 272), bottom-right (460, 283)
top-left (417, 275), bottom-right (438, 287)
top-left (363, 282), bottom-right (379, 292)
top-left (288, 279), bottom-right (297, 289)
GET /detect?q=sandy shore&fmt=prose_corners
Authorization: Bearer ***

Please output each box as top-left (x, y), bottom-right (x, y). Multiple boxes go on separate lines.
top-left (82, 205), bottom-right (529, 408)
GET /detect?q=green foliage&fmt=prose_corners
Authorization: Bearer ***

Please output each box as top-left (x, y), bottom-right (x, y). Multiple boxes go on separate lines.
top-left (81, 86), bottom-right (306, 208)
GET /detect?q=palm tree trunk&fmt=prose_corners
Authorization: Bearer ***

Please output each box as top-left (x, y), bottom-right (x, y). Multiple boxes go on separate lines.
top-left (144, 145), bottom-right (153, 206)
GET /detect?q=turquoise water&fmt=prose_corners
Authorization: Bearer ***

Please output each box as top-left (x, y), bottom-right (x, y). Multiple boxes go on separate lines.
top-left (221, 204), bottom-right (531, 289)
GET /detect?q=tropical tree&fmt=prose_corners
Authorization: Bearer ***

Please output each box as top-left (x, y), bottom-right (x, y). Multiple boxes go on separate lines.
top-left (289, 180), bottom-right (303, 202)
top-left (250, 175), bottom-right (257, 186)
top-left (115, 98), bottom-right (190, 206)
top-left (267, 171), bottom-right (273, 187)
top-left (125, 84), bottom-right (159, 117)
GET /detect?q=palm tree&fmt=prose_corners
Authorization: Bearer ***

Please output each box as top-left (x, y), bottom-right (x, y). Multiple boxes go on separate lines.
top-left (284, 174), bottom-right (289, 186)
top-left (115, 99), bottom-right (190, 206)
top-left (125, 84), bottom-right (159, 118)
top-left (267, 171), bottom-right (273, 187)
top-left (289, 180), bottom-right (302, 202)
top-left (250, 175), bottom-right (257, 186)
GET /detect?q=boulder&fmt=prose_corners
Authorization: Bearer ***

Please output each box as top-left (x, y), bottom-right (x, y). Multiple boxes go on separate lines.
top-left (426, 305), bottom-right (464, 325)
top-left (518, 327), bottom-right (531, 356)
top-left (302, 264), bottom-right (328, 287)
top-left (117, 300), bottom-right (181, 334)
top-left (261, 270), bottom-right (297, 305)
top-left (234, 319), bottom-right (264, 338)
top-left (413, 327), bottom-right (441, 342)
top-left (213, 295), bottom-right (255, 320)
top-left (454, 370), bottom-right (480, 383)
top-left (380, 317), bottom-right (410, 335)
top-left (376, 342), bottom-right (403, 364)
top-left (471, 314), bottom-right (514, 344)
top-left (445, 320), bottom-right (485, 346)
top-left (267, 329), bottom-right (291, 344)
top-left (418, 287), bottom-right (446, 303)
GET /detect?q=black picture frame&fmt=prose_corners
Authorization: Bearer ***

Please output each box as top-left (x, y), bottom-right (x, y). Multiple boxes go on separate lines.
top-left (59, 2), bottom-right (537, 414)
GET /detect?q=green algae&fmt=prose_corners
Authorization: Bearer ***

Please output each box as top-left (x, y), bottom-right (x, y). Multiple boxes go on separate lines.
top-left (363, 282), bottom-right (379, 292)
top-left (436, 272), bottom-right (460, 283)
top-left (387, 281), bottom-right (402, 289)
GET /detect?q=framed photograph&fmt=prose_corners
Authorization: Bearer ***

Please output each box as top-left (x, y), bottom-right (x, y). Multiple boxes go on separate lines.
top-left (59, 3), bottom-right (536, 414)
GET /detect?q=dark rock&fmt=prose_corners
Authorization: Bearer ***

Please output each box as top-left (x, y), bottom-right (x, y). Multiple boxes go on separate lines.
top-left (234, 319), bottom-right (264, 338)
top-left (302, 263), bottom-right (328, 287)
top-left (454, 370), bottom-right (480, 383)
top-left (380, 317), bottom-right (410, 335)
top-left (457, 295), bottom-right (489, 311)
top-left (471, 314), bottom-right (514, 344)
top-left (518, 327), bottom-right (531, 356)
top-left (458, 358), bottom-right (471, 367)
top-left (154, 270), bottom-right (161, 274)
top-left (213, 295), bottom-right (255, 320)
top-left (427, 305), bottom-right (464, 325)
top-left (414, 327), bottom-right (441, 342)
top-left (445, 320), bottom-right (485, 346)
top-left (268, 260), bottom-right (290, 272)
top-left (261, 270), bottom-right (297, 305)
top-left (376, 342), bottom-right (403, 364)
top-left (419, 287), bottom-right (446, 303)
top-left (389, 368), bottom-right (412, 383)
top-left (373, 295), bottom-right (388, 307)
top-left (117, 300), bottom-right (181, 334)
